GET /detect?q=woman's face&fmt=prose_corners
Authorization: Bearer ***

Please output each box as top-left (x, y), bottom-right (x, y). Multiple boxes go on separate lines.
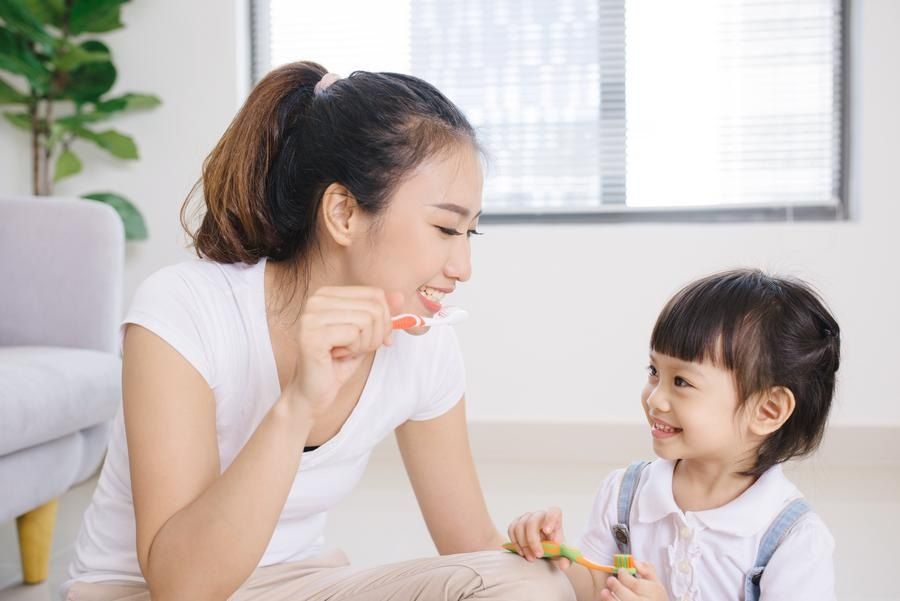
top-left (349, 143), bottom-right (483, 335)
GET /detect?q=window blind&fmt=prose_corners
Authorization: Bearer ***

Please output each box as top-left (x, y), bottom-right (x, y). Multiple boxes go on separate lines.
top-left (251, 0), bottom-right (844, 217)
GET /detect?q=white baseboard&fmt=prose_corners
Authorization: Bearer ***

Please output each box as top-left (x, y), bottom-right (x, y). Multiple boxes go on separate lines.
top-left (372, 421), bottom-right (900, 468)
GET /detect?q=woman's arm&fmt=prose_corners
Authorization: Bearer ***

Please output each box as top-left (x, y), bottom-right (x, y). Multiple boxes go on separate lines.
top-left (395, 397), bottom-right (504, 553)
top-left (124, 325), bottom-right (314, 601)
top-left (126, 286), bottom-right (393, 600)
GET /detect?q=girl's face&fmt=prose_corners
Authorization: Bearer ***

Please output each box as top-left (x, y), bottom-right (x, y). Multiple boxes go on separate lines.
top-left (348, 144), bottom-right (483, 335)
top-left (641, 351), bottom-right (756, 466)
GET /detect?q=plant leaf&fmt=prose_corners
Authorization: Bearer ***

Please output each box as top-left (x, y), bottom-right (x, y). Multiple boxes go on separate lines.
top-left (81, 191), bottom-right (147, 240)
top-left (0, 76), bottom-right (28, 104)
top-left (94, 92), bottom-right (161, 113)
top-left (53, 148), bottom-right (81, 181)
top-left (73, 126), bottom-right (138, 159)
top-left (60, 40), bottom-right (115, 102)
top-left (0, 0), bottom-right (55, 48)
top-left (0, 26), bottom-right (50, 92)
top-left (69, 0), bottom-right (128, 35)
top-left (56, 111), bottom-right (105, 128)
top-left (2, 110), bottom-right (32, 130)
top-left (53, 41), bottom-right (110, 72)
top-left (46, 119), bottom-right (67, 146)
top-left (23, 0), bottom-right (65, 26)
top-left (54, 93), bottom-right (160, 130)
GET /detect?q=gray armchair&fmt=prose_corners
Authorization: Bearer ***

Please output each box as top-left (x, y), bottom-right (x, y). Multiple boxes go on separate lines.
top-left (0, 196), bottom-right (123, 584)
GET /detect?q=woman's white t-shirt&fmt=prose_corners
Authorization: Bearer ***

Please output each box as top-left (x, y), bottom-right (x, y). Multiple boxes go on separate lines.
top-left (67, 258), bottom-right (466, 588)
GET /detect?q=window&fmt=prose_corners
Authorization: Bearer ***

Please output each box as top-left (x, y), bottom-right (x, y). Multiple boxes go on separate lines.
top-left (251, 0), bottom-right (847, 222)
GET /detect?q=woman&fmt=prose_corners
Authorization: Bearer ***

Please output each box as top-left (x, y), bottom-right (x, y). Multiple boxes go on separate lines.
top-left (64, 61), bottom-right (574, 601)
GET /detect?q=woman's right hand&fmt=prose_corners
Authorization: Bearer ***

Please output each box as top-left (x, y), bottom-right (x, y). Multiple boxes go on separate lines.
top-left (282, 286), bottom-right (401, 418)
top-left (507, 506), bottom-right (570, 568)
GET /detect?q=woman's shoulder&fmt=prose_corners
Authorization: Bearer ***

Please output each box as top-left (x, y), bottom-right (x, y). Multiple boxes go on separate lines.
top-left (128, 259), bottom-right (264, 323)
top-left (373, 325), bottom-right (466, 421)
top-left (386, 326), bottom-right (466, 388)
top-left (138, 258), bottom-right (261, 296)
top-left (123, 259), bottom-right (266, 383)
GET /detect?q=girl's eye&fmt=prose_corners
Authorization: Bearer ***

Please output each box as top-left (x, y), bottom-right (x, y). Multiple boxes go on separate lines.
top-left (647, 365), bottom-right (658, 378)
top-left (674, 376), bottom-right (692, 388)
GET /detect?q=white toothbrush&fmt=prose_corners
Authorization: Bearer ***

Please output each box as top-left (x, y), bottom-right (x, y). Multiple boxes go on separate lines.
top-left (391, 306), bottom-right (469, 330)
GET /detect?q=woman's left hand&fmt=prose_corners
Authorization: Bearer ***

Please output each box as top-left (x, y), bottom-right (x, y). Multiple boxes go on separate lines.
top-left (600, 561), bottom-right (670, 601)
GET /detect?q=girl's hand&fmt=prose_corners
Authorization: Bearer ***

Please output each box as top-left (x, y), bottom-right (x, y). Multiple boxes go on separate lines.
top-left (283, 287), bottom-right (402, 418)
top-left (506, 507), bottom-right (571, 569)
top-left (600, 561), bottom-right (670, 601)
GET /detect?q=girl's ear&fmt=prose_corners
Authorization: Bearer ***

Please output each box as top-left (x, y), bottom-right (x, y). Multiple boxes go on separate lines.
top-left (320, 182), bottom-right (362, 247)
top-left (749, 386), bottom-right (796, 436)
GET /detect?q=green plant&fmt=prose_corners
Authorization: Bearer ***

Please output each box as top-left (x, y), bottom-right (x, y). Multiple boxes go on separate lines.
top-left (0, 0), bottom-right (160, 240)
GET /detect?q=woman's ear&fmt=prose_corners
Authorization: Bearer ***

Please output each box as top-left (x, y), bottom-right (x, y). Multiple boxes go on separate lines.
top-left (749, 386), bottom-right (796, 436)
top-left (320, 183), bottom-right (362, 247)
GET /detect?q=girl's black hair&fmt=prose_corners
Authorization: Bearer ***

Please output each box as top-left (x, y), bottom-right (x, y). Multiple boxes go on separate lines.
top-left (651, 269), bottom-right (840, 476)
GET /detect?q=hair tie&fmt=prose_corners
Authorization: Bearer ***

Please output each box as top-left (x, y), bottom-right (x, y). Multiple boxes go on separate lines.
top-left (314, 72), bottom-right (342, 96)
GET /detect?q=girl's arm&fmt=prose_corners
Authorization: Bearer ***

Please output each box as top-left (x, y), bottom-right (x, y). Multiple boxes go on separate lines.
top-left (507, 507), bottom-right (608, 601)
top-left (124, 325), bottom-right (315, 601)
top-left (395, 397), bottom-right (504, 553)
top-left (757, 514), bottom-right (835, 601)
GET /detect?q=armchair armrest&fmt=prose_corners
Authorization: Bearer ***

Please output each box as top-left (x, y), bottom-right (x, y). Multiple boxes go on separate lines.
top-left (0, 196), bottom-right (124, 354)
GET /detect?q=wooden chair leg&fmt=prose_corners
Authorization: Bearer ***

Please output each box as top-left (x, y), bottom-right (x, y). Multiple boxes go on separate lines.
top-left (16, 499), bottom-right (58, 584)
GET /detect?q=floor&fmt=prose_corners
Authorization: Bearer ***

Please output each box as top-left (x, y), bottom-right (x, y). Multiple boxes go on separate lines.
top-left (1, 456), bottom-right (897, 600)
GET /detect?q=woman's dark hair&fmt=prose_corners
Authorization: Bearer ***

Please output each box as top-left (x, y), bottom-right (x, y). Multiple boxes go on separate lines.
top-left (181, 60), bottom-right (478, 265)
top-left (650, 269), bottom-right (840, 476)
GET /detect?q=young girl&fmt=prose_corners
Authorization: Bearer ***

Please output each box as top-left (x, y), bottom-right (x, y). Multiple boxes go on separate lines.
top-left (507, 269), bottom-right (839, 601)
top-left (64, 62), bottom-right (573, 601)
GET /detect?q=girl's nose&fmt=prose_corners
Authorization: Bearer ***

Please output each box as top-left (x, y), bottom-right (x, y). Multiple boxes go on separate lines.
top-left (646, 388), bottom-right (671, 413)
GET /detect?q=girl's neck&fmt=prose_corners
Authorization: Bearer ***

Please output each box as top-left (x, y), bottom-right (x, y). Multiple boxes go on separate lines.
top-left (671, 457), bottom-right (759, 513)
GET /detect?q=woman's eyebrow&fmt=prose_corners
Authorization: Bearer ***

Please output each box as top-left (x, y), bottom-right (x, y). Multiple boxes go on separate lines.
top-left (430, 203), bottom-right (483, 219)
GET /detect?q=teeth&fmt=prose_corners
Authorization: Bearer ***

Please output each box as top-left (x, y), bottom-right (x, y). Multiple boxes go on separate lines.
top-left (653, 422), bottom-right (678, 433)
top-left (418, 286), bottom-right (446, 303)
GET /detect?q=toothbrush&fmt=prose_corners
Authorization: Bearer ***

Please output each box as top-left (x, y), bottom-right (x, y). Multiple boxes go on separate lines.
top-left (391, 306), bottom-right (469, 330)
top-left (331, 306), bottom-right (469, 359)
top-left (502, 541), bottom-right (638, 575)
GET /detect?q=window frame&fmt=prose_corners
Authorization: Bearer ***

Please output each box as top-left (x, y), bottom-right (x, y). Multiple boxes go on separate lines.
top-left (248, 0), bottom-right (851, 224)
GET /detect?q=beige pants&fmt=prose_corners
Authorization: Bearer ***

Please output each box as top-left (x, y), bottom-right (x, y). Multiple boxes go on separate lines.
top-left (66, 549), bottom-right (575, 601)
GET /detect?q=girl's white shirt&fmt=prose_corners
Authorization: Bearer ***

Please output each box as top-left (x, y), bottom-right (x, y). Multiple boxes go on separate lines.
top-left (579, 459), bottom-right (835, 601)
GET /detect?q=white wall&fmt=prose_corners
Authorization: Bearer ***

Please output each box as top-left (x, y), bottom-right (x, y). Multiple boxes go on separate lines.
top-left (453, 0), bottom-right (899, 428)
top-left (0, 0), bottom-right (249, 298)
top-left (2, 0), bottom-right (897, 428)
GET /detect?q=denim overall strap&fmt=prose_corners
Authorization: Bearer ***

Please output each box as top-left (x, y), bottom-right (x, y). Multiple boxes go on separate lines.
top-left (743, 497), bottom-right (811, 601)
top-left (610, 460), bottom-right (652, 555)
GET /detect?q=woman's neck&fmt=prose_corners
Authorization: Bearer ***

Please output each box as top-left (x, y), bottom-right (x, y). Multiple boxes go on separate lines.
top-left (671, 457), bottom-right (758, 513)
top-left (265, 254), bottom-right (342, 323)
top-left (263, 256), bottom-right (376, 386)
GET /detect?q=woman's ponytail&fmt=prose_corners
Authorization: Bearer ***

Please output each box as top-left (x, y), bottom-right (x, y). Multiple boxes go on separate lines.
top-left (182, 61), bottom-right (327, 263)
top-left (182, 60), bottom-right (477, 266)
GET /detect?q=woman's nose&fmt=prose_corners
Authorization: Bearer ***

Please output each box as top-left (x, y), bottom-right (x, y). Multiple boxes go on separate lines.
top-left (444, 238), bottom-right (472, 282)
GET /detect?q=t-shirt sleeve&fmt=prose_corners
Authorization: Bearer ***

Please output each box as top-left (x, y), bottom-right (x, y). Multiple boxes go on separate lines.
top-left (120, 266), bottom-right (216, 388)
top-left (408, 327), bottom-right (466, 421)
top-left (578, 468), bottom-right (626, 566)
top-left (758, 512), bottom-right (835, 601)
